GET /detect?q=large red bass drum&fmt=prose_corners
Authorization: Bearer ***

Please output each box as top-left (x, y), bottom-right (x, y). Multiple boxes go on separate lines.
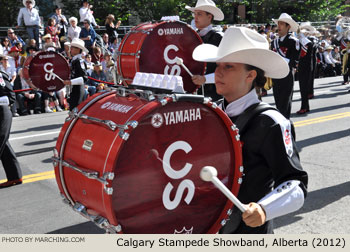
top-left (53, 90), bottom-right (243, 234)
top-left (22, 51), bottom-right (70, 92)
top-left (117, 21), bottom-right (206, 93)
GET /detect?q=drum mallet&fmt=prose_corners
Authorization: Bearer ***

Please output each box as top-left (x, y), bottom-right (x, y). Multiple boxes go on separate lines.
top-left (175, 57), bottom-right (193, 77)
top-left (49, 70), bottom-right (64, 83)
top-left (200, 166), bottom-right (247, 213)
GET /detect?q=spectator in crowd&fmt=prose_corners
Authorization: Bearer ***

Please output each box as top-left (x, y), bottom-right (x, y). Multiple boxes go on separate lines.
top-left (7, 46), bottom-right (22, 71)
top-left (61, 42), bottom-right (71, 60)
top-left (1, 38), bottom-right (11, 55)
top-left (109, 37), bottom-right (120, 54)
top-left (0, 56), bottom-right (19, 117)
top-left (15, 43), bottom-right (27, 66)
top-left (80, 19), bottom-right (96, 55)
top-left (84, 54), bottom-right (94, 75)
top-left (332, 46), bottom-right (342, 75)
top-left (41, 92), bottom-right (63, 113)
top-left (79, 0), bottom-right (99, 28)
top-left (41, 34), bottom-right (53, 51)
top-left (105, 14), bottom-right (121, 44)
top-left (45, 18), bottom-right (61, 49)
top-left (91, 46), bottom-right (103, 63)
top-left (16, 0), bottom-right (41, 47)
top-left (67, 17), bottom-right (81, 42)
top-left (101, 33), bottom-right (112, 54)
top-left (7, 29), bottom-right (26, 48)
top-left (27, 39), bottom-right (37, 50)
top-left (16, 69), bottom-right (42, 115)
top-left (102, 53), bottom-right (115, 82)
top-left (85, 61), bottom-right (106, 99)
top-left (51, 6), bottom-right (68, 38)
top-left (0, 56), bottom-right (16, 87)
top-left (323, 45), bottom-right (340, 77)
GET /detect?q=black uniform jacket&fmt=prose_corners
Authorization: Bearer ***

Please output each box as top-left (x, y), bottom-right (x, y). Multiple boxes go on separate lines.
top-left (69, 56), bottom-right (88, 110)
top-left (271, 33), bottom-right (300, 69)
top-left (219, 101), bottom-right (308, 234)
top-left (201, 30), bottom-right (222, 74)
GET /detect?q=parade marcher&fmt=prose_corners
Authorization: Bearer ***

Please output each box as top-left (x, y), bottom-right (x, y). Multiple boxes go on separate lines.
top-left (341, 41), bottom-right (350, 84)
top-left (297, 23), bottom-right (315, 114)
top-left (193, 27), bottom-right (308, 233)
top-left (63, 38), bottom-right (89, 111)
top-left (316, 46), bottom-right (326, 78)
top-left (307, 30), bottom-right (318, 99)
top-left (16, 0), bottom-right (41, 47)
top-left (185, 0), bottom-right (224, 101)
top-left (271, 13), bottom-right (300, 119)
top-left (0, 70), bottom-right (22, 188)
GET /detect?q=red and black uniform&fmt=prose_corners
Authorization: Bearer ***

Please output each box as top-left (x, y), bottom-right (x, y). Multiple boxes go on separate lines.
top-left (0, 71), bottom-right (22, 186)
top-left (271, 33), bottom-right (300, 119)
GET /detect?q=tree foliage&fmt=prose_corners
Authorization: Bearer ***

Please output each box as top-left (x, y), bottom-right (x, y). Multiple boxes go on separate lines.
top-left (1, 0), bottom-right (350, 27)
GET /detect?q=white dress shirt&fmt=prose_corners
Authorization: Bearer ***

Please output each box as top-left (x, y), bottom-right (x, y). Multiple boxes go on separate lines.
top-left (17, 7), bottom-right (40, 26)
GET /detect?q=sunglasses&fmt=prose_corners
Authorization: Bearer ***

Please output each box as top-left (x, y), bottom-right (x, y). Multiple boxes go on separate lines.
top-left (8, 32), bottom-right (14, 34)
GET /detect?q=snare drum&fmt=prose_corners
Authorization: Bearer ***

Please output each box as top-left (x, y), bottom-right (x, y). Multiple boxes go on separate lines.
top-left (54, 90), bottom-right (243, 234)
top-left (22, 51), bottom-right (70, 92)
top-left (117, 21), bottom-right (206, 93)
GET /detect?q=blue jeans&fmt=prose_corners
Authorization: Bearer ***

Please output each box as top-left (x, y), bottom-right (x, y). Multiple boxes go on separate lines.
top-left (26, 26), bottom-right (40, 47)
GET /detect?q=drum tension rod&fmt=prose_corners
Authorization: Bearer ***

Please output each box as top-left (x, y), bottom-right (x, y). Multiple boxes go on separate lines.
top-left (52, 157), bottom-right (114, 186)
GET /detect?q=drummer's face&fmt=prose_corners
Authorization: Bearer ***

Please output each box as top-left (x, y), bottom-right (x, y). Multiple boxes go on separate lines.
top-left (277, 21), bottom-right (289, 37)
top-left (215, 62), bottom-right (255, 103)
top-left (193, 10), bottom-right (212, 29)
top-left (70, 46), bottom-right (81, 56)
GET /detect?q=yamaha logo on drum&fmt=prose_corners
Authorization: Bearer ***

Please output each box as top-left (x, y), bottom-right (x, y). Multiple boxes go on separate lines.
top-left (158, 27), bottom-right (184, 36)
top-left (151, 108), bottom-right (202, 128)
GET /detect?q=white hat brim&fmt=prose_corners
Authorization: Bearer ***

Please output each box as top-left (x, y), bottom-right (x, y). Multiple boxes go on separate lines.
top-left (23, 0), bottom-right (35, 7)
top-left (300, 25), bottom-right (316, 32)
top-left (185, 5), bottom-right (224, 21)
top-left (193, 44), bottom-right (289, 79)
top-left (273, 18), bottom-right (299, 32)
top-left (70, 43), bottom-right (89, 53)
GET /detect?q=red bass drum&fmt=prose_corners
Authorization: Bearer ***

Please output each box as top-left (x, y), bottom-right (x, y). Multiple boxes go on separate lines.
top-left (53, 90), bottom-right (243, 234)
top-left (22, 51), bottom-right (70, 92)
top-left (117, 21), bottom-right (206, 93)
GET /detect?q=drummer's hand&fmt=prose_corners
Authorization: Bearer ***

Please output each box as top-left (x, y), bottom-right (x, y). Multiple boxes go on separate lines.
top-left (63, 80), bottom-right (71, 85)
top-left (192, 75), bottom-right (206, 86)
top-left (242, 203), bottom-right (266, 228)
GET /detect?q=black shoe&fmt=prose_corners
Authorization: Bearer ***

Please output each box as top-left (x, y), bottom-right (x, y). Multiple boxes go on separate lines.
top-left (34, 110), bottom-right (41, 114)
top-left (12, 113), bottom-right (20, 117)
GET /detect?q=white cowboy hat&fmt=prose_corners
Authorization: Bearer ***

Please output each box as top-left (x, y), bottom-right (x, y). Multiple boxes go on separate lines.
top-left (192, 27), bottom-right (289, 79)
top-left (70, 38), bottom-right (88, 53)
top-left (272, 13), bottom-right (299, 32)
top-left (185, 0), bottom-right (224, 21)
top-left (300, 21), bottom-right (316, 32)
top-left (325, 45), bottom-right (334, 50)
top-left (42, 33), bottom-right (51, 40)
top-left (23, 0), bottom-right (35, 7)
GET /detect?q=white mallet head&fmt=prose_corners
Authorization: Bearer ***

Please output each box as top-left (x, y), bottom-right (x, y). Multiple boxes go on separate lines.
top-left (200, 166), bottom-right (218, 182)
top-left (175, 57), bottom-right (184, 65)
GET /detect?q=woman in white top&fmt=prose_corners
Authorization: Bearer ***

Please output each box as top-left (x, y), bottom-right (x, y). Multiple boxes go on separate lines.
top-left (1, 38), bottom-right (11, 55)
top-left (67, 17), bottom-right (81, 42)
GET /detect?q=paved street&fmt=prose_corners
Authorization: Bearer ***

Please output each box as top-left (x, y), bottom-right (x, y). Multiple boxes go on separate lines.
top-left (0, 76), bottom-right (349, 234)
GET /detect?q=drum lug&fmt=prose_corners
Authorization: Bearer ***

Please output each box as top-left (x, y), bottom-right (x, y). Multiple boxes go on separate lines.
top-left (66, 107), bottom-right (79, 122)
top-left (119, 131), bottom-right (130, 141)
top-left (238, 178), bottom-right (243, 184)
top-left (239, 166), bottom-right (244, 173)
top-left (102, 172), bottom-right (115, 181)
top-left (160, 98), bottom-right (168, 106)
top-left (104, 186), bottom-right (113, 195)
top-left (227, 209), bottom-right (232, 216)
top-left (221, 219), bottom-right (228, 226)
top-left (235, 134), bottom-right (240, 141)
top-left (72, 202), bottom-right (122, 233)
top-left (203, 97), bottom-right (211, 104)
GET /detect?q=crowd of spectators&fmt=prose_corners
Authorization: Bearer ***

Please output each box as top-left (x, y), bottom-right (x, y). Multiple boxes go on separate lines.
top-left (0, 0), bottom-right (121, 117)
top-left (1, 0), bottom-right (348, 118)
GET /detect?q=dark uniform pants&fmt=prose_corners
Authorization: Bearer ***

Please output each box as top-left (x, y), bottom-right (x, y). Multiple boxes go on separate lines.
top-left (298, 65), bottom-right (312, 110)
top-left (0, 106), bottom-right (22, 181)
top-left (272, 70), bottom-right (294, 119)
